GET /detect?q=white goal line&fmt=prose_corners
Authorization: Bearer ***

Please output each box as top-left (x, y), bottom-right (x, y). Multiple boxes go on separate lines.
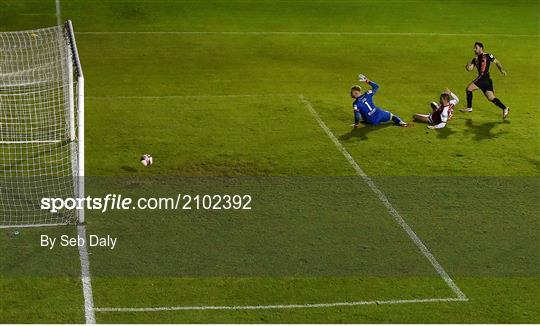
top-left (75, 31), bottom-right (540, 38)
top-left (78, 225), bottom-right (96, 324)
top-left (95, 297), bottom-right (468, 313)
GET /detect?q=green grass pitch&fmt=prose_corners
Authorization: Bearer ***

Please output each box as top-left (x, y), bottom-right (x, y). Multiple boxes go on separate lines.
top-left (0, 0), bottom-right (539, 323)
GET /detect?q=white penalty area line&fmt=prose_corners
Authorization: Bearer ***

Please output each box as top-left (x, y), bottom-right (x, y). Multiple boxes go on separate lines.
top-left (298, 95), bottom-right (467, 301)
top-left (75, 31), bottom-right (539, 38)
top-left (77, 224), bottom-right (96, 324)
top-left (95, 297), bottom-right (467, 313)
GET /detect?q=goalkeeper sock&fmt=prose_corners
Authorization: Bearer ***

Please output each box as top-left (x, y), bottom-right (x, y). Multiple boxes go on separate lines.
top-left (466, 91), bottom-right (473, 108)
top-left (491, 98), bottom-right (507, 110)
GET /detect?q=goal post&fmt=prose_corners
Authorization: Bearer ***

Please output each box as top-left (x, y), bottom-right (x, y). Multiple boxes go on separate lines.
top-left (0, 20), bottom-right (84, 227)
top-left (66, 20), bottom-right (85, 225)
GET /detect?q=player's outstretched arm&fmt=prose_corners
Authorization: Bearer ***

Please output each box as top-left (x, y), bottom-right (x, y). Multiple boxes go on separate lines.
top-left (358, 73), bottom-right (379, 94)
top-left (444, 88), bottom-right (459, 105)
top-left (449, 92), bottom-right (459, 105)
top-left (494, 58), bottom-right (507, 76)
top-left (367, 80), bottom-right (379, 94)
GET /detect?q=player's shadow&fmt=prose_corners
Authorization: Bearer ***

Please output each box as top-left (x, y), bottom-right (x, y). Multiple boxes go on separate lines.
top-left (412, 121), bottom-right (458, 139)
top-left (340, 123), bottom-right (393, 141)
top-left (435, 126), bottom-right (458, 139)
top-left (463, 119), bottom-right (510, 141)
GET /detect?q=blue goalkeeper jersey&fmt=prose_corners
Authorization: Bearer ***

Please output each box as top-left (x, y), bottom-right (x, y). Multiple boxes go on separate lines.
top-left (353, 81), bottom-right (386, 124)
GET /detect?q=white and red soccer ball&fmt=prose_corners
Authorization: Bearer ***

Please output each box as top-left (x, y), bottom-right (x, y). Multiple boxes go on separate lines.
top-left (140, 154), bottom-right (153, 167)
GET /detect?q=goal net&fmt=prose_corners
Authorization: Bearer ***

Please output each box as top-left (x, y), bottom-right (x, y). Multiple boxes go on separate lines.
top-left (0, 21), bottom-right (84, 228)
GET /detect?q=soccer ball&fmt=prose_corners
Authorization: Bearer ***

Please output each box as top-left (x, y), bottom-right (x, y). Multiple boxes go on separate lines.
top-left (140, 154), bottom-right (153, 167)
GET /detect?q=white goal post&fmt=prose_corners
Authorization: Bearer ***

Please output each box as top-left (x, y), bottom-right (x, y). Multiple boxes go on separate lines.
top-left (0, 21), bottom-right (84, 228)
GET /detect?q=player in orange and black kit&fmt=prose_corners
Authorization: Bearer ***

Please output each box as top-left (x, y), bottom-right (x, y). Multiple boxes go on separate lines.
top-left (461, 42), bottom-right (510, 119)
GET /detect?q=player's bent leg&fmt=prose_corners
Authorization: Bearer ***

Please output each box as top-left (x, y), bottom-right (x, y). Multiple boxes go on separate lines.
top-left (485, 91), bottom-right (510, 119)
top-left (484, 90), bottom-right (496, 101)
top-left (467, 83), bottom-right (479, 92)
top-left (389, 112), bottom-right (408, 127)
top-left (413, 114), bottom-right (429, 123)
top-left (377, 110), bottom-right (407, 127)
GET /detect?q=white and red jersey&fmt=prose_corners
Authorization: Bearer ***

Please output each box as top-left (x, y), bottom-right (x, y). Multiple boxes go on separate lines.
top-left (428, 92), bottom-right (459, 129)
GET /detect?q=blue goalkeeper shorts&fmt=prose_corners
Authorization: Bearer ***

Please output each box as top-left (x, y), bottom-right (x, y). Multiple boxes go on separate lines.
top-left (368, 110), bottom-right (392, 125)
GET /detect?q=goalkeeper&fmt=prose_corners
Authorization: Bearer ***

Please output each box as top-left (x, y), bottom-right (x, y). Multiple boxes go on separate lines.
top-left (351, 74), bottom-right (408, 128)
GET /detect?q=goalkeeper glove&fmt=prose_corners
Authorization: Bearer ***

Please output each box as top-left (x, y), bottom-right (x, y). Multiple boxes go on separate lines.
top-left (358, 74), bottom-right (367, 82)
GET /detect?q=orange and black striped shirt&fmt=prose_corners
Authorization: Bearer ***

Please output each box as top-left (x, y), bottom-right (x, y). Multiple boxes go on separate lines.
top-left (472, 53), bottom-right (495, 77)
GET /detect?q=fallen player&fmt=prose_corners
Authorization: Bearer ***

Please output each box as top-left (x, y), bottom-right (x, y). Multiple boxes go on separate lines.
top-left (413, 88), bottom-right (459, 129)
top-left (351, 74), bottom-right (408, 128)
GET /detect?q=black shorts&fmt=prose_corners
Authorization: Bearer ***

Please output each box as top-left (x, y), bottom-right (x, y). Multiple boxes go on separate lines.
top-left (473, 75), bottom-right (494, 93)
top-left (428, 113), bottom-right (441, 125)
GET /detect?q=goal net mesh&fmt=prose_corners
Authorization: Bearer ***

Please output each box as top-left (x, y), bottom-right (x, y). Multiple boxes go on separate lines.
top-left (0, 24), bottom-right (81, 227)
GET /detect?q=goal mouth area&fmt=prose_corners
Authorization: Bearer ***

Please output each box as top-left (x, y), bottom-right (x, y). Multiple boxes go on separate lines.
top-left (0, 21), bottom-right (85, 228)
